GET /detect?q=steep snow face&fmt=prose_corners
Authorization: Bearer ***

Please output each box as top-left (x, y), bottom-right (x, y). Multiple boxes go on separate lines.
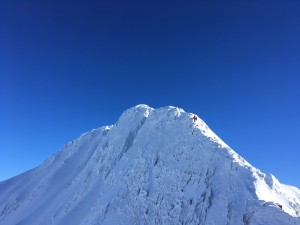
top-left (0, 105), bottom-right (300, 225)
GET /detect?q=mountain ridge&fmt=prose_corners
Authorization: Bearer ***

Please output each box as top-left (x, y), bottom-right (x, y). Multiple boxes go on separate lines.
top-left (0, 105), bottom-right (299, 225)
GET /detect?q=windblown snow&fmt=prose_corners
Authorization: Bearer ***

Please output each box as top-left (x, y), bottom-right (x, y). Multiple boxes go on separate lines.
top-left (0, 105), bottom-right (300, 225)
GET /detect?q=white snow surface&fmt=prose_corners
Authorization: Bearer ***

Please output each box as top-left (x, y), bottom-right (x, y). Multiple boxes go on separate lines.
top-left (0, 104), bottom-right (300, 225)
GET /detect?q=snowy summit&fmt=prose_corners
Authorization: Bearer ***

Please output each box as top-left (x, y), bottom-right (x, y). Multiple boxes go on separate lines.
top-left (0, 105), bottom-right (300, 225)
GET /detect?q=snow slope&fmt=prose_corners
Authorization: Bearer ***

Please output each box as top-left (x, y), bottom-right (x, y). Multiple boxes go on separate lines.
top-left (0, 104), bottom-right (300, 225)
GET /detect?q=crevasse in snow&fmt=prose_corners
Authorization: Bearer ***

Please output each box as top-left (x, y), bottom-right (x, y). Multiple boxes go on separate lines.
top-left (0, 105), bottom-right (300, 225)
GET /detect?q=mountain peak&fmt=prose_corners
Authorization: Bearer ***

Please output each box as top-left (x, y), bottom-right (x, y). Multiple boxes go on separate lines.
top-left (0, 105), bottom-right (299, 225)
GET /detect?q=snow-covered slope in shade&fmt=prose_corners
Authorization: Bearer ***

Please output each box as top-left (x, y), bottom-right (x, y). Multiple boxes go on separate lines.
top-left (0, 104), bottom-right (300, 225)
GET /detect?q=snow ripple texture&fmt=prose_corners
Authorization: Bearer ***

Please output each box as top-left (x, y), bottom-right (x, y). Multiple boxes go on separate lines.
top-left (0, 105), bottom-right (300, 225)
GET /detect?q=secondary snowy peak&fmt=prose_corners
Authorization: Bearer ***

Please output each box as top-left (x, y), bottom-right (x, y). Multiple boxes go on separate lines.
top-left (0, 105), bottom-right (300, 225)
top-left (115, 104), bottom-right (153, 128)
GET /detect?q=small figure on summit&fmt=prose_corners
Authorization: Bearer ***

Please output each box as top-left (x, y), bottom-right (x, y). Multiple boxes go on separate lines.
top-left (192, 115), bottom-right (198, 123)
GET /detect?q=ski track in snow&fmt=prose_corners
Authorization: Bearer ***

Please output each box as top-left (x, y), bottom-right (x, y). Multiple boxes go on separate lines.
top-left (0, 104), bottom-right (300, 225)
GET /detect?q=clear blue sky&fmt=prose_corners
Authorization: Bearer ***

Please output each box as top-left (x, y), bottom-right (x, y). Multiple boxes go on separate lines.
top-left (1, 0), bottom-right (299, 187)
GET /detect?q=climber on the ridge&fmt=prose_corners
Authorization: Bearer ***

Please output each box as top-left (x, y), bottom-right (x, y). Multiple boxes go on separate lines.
top-left (192, 115), bottom-right (197, 123)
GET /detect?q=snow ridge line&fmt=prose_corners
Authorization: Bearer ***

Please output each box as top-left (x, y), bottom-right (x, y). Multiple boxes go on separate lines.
top-left (104, 115), bottom-right (148, 180)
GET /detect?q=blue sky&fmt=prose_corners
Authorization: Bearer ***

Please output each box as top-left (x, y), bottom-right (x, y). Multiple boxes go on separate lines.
top-left (1, 0), bottom-right (299, 187)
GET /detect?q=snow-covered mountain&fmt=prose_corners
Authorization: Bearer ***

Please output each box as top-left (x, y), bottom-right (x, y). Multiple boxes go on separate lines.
top-left (1, 105), bottom-right (300, 225)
